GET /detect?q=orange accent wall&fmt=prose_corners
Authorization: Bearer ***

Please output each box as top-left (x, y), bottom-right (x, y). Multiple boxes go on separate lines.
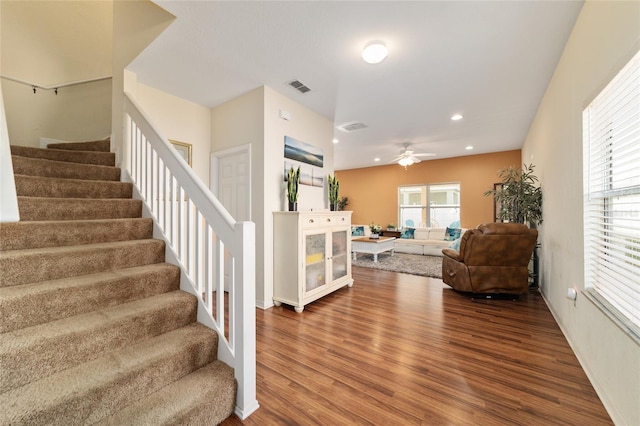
top-left (337, 150), bottom-right (522, 229)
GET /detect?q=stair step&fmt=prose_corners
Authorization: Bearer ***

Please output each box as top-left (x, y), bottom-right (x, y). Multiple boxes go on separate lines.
top-left (12, 155), bottom-right (121, 181)
top-left (15, 175), bottom-right (132, 199)
top-left (10, 145), bottom-right (115, 166)
top-left (17, 196), bottom-right (142, 221)
top-left (0, 290), bottom-right (197, 392)
top-left (0, 323), bottom-right (217, 425)
top-left (96, 361), bottom-right (236, 426)
top-left (0, 239), bottom-right (166, 287)
top-left (47, 139), bottom-right (110, 152)
top-left (0, 263), bottom-right (180, 333)
top-left (0, 218), bottom-right (153, 250)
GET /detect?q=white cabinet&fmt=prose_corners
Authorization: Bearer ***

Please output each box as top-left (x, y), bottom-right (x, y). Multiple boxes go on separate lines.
top-left (273, 211), bottom-right (353, 312)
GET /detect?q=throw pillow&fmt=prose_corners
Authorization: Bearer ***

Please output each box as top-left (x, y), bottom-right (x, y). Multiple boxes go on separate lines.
top-left (352, 226), bottom-right (365, 237)
top-left (401, 227), bottom-right (415, 239)
top-left (444, 227), bottom-right (461, 241)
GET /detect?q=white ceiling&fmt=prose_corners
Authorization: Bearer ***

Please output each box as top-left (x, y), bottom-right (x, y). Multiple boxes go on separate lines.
top-left (128, 1), bottom-right (583, 170)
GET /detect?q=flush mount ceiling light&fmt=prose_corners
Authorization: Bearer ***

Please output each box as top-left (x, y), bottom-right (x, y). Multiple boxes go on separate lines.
top-left (362, 41), bottom-right (388, 64)
top-left (451, 114), bottom-right (464, 121)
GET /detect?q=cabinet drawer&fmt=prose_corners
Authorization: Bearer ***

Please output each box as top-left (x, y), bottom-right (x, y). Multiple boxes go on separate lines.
top-left (302, 213), bottom-right (350, 229)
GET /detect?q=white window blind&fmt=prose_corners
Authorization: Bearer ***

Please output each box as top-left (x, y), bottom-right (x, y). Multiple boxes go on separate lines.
top-left (583, 49), bottom-right (640, 338)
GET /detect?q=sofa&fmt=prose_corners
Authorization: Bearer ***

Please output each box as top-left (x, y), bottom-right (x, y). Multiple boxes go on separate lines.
top-left (352, 225), bottom-right (464, 257)
top-left (394, 227), bottom-right (464, 256)
top-left (441, 223), bottom-right (538, 294)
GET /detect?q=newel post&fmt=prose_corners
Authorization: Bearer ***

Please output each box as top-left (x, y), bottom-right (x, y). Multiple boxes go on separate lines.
top-left (233, 220), bottom-right (259, 419)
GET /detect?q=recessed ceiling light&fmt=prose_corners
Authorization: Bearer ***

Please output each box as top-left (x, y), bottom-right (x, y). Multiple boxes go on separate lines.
top-left (451, 114), bottom-right (464, 121)
top-left (374, 157), bottom-right (380, 162)
top-left (465, 145), bottom-right (474, 150)
top-left (332, 138), bottom-right (339, 144)
top-left (362, 41), bottom-right (388, 64)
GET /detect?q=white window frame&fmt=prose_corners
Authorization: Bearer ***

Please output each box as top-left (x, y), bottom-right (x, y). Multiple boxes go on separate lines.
top-left (398, 183), bottom-right (460, 228)
top-left (583, 49), bottom-right (640, 342)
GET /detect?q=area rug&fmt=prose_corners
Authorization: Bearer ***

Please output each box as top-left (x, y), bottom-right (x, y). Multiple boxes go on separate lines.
top-left (352, 252), bottom-right (443, 279)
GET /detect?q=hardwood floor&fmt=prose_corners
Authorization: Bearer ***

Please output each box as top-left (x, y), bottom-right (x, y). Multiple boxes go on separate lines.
top-left (222, 266), bottom-right (611, 425)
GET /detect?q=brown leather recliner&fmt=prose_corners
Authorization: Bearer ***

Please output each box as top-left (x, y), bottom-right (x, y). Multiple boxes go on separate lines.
top-left (441, 223), bottom-right (538, 294)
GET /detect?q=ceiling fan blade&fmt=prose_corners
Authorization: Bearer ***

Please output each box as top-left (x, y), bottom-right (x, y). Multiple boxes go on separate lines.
top-left (413, 153), bottom-right (436, 157)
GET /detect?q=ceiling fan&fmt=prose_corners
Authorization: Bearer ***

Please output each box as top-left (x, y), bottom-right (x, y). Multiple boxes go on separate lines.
top-left (392, 144), bottom-right (436, 168)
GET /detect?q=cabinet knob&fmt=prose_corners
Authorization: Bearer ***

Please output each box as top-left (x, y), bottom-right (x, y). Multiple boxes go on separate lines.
top-left (309, 219), bottom-right (314, 223)
top-left (327, 218), bottom-right (331, 222)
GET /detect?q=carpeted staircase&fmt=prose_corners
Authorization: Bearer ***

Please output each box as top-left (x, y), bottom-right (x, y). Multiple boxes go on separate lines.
top-left (0, 140), bottom-right (236, 424)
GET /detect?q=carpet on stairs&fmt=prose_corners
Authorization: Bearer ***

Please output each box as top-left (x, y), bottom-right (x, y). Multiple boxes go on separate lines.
top-left (0, 139), bottom-right (236, 424)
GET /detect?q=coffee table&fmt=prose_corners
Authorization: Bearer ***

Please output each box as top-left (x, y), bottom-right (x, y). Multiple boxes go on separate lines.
top-left (352, 236), bottom-right (396, 262)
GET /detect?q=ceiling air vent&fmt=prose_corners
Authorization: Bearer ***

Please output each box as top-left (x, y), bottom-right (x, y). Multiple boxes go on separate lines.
top-left (336, 121), bottom-right (368, 133)
top-left (288, 80), bottom-right (311, 94)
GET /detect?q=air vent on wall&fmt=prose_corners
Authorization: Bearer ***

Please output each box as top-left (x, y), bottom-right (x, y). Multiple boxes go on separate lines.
top-left (336, 121), bottom-right (368, 133)
top-left (288, 80), bottom-right (311, 94)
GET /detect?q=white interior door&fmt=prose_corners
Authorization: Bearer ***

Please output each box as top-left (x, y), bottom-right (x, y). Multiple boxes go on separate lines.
top-left (212, 147), bottom-right (251, 221)
top-left (211, 146), bottom-right (251, 292)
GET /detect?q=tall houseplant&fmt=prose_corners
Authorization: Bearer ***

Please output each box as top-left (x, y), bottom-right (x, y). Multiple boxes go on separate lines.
top-left (485, 163), bottom-right (543, 226)
top-left (287, 166), bottom-right (300, 211)
top-left (328, 174), bottom-right (339, 211)
top-left (485, 163), bottom-right (542, 288)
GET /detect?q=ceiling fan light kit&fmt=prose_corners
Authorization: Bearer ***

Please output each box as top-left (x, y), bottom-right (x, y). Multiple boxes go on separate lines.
top-left (394, 144), bottom-right (435, 168)
top-left (398, 157), bottom-right (415, 167)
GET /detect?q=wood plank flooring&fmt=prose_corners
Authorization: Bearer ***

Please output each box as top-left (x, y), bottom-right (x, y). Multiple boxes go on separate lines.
top-left (222, 266), bottom-right (611, 425)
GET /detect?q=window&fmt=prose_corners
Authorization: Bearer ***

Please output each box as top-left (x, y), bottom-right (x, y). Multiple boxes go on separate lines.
top-left (398, 183), bottom-right (460, 228)
top-left (583, 49), bottom-right (640, 339)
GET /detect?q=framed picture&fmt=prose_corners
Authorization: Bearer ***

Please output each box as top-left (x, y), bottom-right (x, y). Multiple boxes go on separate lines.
top-left (284, 136), bottom-right (324, 167)
top-left (170, 140), bottom-right (192, 167)
top-left (284, 161), bottom-right (314, 186)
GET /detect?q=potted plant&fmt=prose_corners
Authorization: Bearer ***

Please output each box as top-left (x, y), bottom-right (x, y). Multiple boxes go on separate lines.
top-left (484, 163), bottom-right (542, 226)
top-left (387, 223), bottom-right (396, 231)
top-left (328, 174), bottom-right (339, 211)
top-left (485, 163), bottom-right (542, 287)
top-left (338, 196), bottom-right (349, 211)
top-left (287, 165), bottom-right (301, 211)
top-left (369, 223), bottom-right (382, 239)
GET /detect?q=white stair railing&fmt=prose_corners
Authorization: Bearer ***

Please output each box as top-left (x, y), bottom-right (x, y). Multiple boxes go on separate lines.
top-left (123, 93), bottom-right (258, 419)
top-left (0, 84), bottom-right (19, 223)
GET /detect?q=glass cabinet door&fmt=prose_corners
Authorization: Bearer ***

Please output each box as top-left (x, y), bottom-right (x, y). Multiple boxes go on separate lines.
top-left (332, 230), bottom-right (348, 281)
top-left (305, 233), bottom-right (326, 292)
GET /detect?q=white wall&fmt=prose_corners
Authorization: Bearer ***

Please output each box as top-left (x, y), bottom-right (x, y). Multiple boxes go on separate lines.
top-left (128, 78), bottom-right (211, 184)
top-left (263, 86), bottom-right (335, 308)
top-left (112, 0), bottom-right (174, 169)
top-left (1, 0), bottom-right (112, 84)
top-left (1, 0), bottom-right (113, 147)
top-left (2, 79), bottom-right (112, 147)
top-left (522, 2), bottom-right (640, 424)
top-left (211, 85), bottom-right (335, 308)
top-left (211, 87), bottom-right (265, 304)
